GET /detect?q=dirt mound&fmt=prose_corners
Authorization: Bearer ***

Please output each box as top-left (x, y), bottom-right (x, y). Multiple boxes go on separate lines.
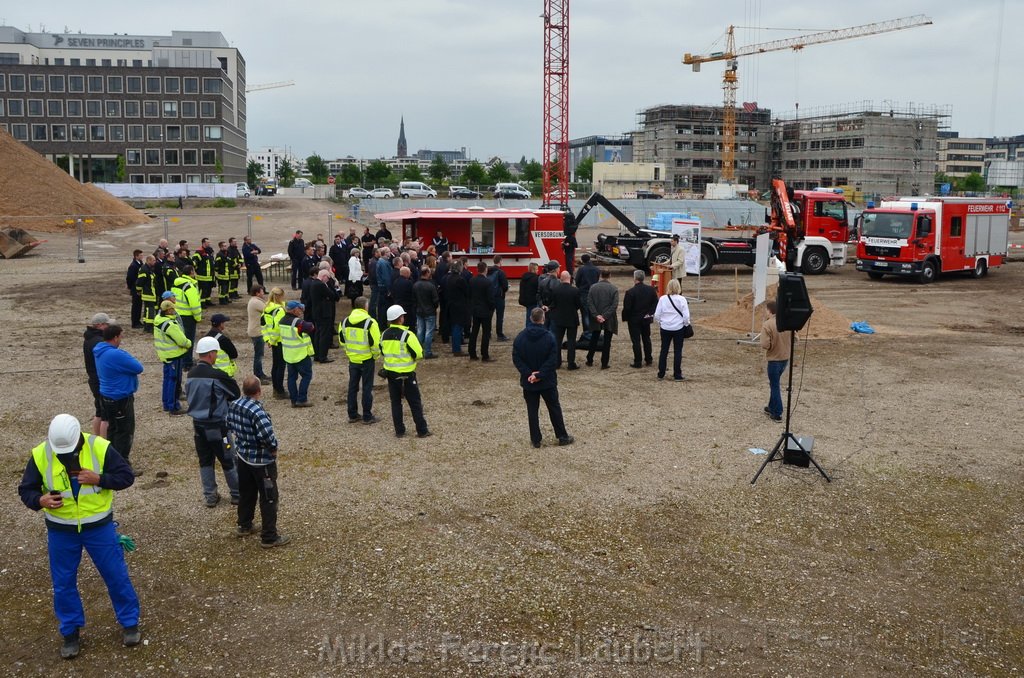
top-left (0, 128), bottom-right (147, 233)
top-left (702, 283), bottom-right (853, 339)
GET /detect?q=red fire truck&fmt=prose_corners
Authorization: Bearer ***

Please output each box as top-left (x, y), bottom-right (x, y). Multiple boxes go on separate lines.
top-left (374, 206), bottom-right (569, 277)
top-left (855, 197), bottom-right (1010, 283)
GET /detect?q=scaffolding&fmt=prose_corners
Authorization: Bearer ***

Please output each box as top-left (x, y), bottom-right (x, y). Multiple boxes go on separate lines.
top-left (773, 100), bottom-right (951, 127)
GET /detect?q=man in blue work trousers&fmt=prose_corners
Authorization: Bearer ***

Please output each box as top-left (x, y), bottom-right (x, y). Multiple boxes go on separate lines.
top-left (18, 414), bottom-right (141, 659)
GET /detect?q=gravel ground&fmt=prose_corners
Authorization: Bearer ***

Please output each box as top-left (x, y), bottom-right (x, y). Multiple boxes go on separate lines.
top-left (1, 200), bottom-right (1022, 676)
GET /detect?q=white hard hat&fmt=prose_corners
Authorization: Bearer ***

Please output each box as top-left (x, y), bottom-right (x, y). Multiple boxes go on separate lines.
top-left (196, 336), bottom-right (221, 354)
top-left (48, 414), bottom-right (82, 455)
top-left (386, 305), bottom-right (406, 322)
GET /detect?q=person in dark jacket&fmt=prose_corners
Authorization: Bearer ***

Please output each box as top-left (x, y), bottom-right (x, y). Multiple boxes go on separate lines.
top-left (95, 324), bottom-right (144, 470)
top-left (412, 267), bottom-right (440, 358)
top-left (468, 261), bottom-right (495, 361)
top-left (18, 414), bottom-right (141, 659)
top-left (585, 268), bottom-right (619, 369)
top-left (300, 267), bottom-right (319, 322)
top-left (185, 336), bottom-right (241, 508)
top-left (329, 234), bottom-right (348, 281)
top-left (287, 230), bottom-right (305, 290)
top-left (518, 262), bottom-right (540, 328)
top-left (361, 227), bottom-right (377, 267)
top-left (488, 255), bottom-right (510, 341)
top-left (299, 243), bottom-right (318, 283)
top-left (374, 248), bottom-right (394, 326)
top-left (84, 313), bottom-right (111, 436)
top-left (536, 261), bottom-right (561, 331)
top-left (622, 269), bottom-right (658, 367)
top-left (214, 241), bottom-right (232, 305)
top-left (574, 253), bottom-right (600, 340)
top-left (126, 250), bottom-right (144, 329)
top-left (375, 222), bottom-right (393, 244)
top-left (561, 233), bottom-right (578, 276)
top-left (435, 252), bottom-right (452, 343)
top-left (310, 270), bottom-right (340, 362)
top-left (512, 308), bottom-right (573, 449)
top-left (546, 271), bottom-right (583, 369)
top-left (390, 265), bottom-right (416, 322)
top-left (241, 235), bottom-right (264, 294)
top-left (445, 260), bottom-right (471, 355)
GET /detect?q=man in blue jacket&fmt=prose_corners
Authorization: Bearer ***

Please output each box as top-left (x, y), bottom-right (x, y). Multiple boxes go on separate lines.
top-left (18, 414), bottom-right (140, 659)
top-left (94, 325), bottom-right (144, 472)
top-left (511, 307), bottom-right (574, 449)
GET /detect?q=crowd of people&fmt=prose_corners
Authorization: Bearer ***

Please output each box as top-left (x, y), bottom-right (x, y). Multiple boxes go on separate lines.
top-left (22, 224), bottom-right (796, 660)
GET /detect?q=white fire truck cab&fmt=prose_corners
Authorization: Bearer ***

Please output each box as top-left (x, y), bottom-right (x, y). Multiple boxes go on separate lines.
top-left (855, 197), bottom-right (1010, 283)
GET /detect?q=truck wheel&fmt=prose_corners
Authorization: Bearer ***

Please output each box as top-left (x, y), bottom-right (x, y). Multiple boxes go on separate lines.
top-left (801, 247), bottom-right (829, 275)
top-left (972, 259), bottom-right (988, 278)
top-left (918, 260), bottom-right (936, 284)
top-left (867, 272), bottom-right (885, 280)
top-left (647, 244), bottom-right (671, 267)
top-left (699, 244), bottom-right (714, 276)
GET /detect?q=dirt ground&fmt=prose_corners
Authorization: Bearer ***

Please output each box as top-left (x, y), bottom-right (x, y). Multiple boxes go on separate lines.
top-left (1, 198), bottom-right (1022, 676)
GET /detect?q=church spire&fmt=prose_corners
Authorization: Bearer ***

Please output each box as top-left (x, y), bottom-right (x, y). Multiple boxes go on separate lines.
top-left (397, 116), bottom-right (407, 158)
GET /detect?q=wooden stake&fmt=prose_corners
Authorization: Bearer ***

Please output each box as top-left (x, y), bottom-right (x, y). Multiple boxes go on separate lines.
top-left (735, 267), bottom-right (739, 304)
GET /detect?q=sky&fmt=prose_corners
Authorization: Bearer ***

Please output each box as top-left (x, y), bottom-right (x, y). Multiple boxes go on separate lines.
top-left (4, 0), bottom-right (1020, 162)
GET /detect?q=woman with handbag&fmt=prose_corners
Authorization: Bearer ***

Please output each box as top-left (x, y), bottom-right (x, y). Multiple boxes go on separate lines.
top-left (653, 278), bottom-right (692, 381)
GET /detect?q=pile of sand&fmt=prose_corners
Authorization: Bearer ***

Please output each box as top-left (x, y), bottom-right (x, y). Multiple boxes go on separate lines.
top-left (0, 128), bottom-right (147, 233)
top-left (701, 283), bottom-right (853, 339)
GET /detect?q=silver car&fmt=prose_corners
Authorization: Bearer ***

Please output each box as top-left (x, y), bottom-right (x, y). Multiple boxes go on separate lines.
top-left (348, 187), bottom-right (372, 199)
top-left (370, 188), bottom-right (395, 199)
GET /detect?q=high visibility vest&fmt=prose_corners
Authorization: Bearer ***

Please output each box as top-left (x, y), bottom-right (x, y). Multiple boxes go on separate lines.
top-left (339, 309), bottom-right (380, 364)
top-left (228, 250), bottom-right (242, 277)
top-left (210, 331), bottom-right (237, 376)
top-left (172, 276), bottom-right (202, 320)
top-left (261, 302), bottom-right (285, 346)
top-left (191, 252), bottom-right (213, 282)
top-left (32, 435), bottom-right (114, 532)
top-left (153, 314), bottom-right (191, 362)
top-left (278, 316), bottom-right (313, 364)
top-left (381, 325), bottom-right (418, 374)
top-left (136, 266), bottom-right (155, 302)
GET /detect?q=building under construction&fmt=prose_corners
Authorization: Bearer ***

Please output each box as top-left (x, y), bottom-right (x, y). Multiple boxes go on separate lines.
top-left (631, 104), bottom-right (773, 194)
top-left (771, 101), bottom-right (950, 199)
top-left (632, 101), bottom-right (949, 200)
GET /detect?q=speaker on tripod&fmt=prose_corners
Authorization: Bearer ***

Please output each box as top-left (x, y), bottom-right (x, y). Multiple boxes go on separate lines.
top-left (751, 272), bottom-right (830, 484)
top-left (776, 272), bottom-right (813, 332)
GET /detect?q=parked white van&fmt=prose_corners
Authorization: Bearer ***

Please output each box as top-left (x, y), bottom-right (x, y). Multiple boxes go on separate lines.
top-left (494, 183), bottom-right (531, 200)
top-left (398, 181), bottom-right (437, 198)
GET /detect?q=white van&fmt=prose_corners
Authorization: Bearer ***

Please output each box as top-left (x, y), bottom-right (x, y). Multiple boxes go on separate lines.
top-left (494, 183), bottom-right (531, 200)
top-left (398, 181), bottom-right (437, 198)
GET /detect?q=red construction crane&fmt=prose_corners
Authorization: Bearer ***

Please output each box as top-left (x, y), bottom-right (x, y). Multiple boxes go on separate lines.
top-left (542, 0), bottom-right (570, 209)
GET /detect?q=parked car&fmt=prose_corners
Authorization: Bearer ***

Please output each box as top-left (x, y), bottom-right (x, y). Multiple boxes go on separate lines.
top-left (235, 182), bottom-right (251, 198)
top-left (567, 189), bottom-right (576, 199)
top-left (294, 178), bottom-right (313, 188)
top-left (451, 188), bottom-right (483, 200)
top-left (493, 182), bottom-right (531, 200)
top-left (370, 188), bottom-right (395, 199)
top-left (448, 185), bottom-right (468, 197)
top-left (635, 190), bottom-right (663, 200)
top-left (348, 187), bottom-right (372, 199)
top-left (258, 179), bottom-right (277, 196)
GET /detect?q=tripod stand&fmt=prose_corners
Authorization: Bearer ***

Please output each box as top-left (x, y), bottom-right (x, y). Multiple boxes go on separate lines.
top-left (751, 329), bottom-right (831, 484)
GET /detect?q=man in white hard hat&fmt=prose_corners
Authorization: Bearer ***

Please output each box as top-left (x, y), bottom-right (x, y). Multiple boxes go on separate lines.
top-left (380, 304), bottom-right (431, 438)
top-left (18, 414), bottom-right (141, 659)
top-left (185, 336), bottom-right (242, 508)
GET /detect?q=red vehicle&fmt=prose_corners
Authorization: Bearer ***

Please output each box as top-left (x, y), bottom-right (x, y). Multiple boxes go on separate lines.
top-left (855, 197), bottom-right (1010, 283)
top-left (374, 206), bottom-right (570, 277)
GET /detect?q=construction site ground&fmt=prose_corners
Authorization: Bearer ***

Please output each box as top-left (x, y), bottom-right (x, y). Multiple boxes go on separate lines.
top-left (1, 198), bottom-right (1022, 676)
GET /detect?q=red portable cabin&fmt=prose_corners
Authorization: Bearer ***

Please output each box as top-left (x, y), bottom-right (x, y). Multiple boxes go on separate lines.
top-left (855, 197), bottom-right (1010, 283)
top-left (374, 206), bottom-right (569, 276)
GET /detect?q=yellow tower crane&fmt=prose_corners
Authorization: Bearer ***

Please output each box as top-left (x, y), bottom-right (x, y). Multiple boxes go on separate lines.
top-left (683, 15), bottom-right (932, 184)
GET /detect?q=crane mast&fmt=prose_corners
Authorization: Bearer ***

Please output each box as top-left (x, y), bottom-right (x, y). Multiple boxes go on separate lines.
top-left (542, 0), bottom-right (570, 210)
top-left (683, 14), bottom-right (933, 184)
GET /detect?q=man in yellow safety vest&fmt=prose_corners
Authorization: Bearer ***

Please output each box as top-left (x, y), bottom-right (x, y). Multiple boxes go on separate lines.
top-left (279, 300), bottom-right (315, 407)
top-left (153, 299), bottom-right (192, 415)
top-left (18, 414), bottom-right (141, 659)
top-left (380, 304), bottom-right (431, 438)
top-left (338, 295), bottom-right (381, 424)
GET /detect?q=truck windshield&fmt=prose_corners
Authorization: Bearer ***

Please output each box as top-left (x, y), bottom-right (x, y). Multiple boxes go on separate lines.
top-left (862, 213), bottom-right (913, 239)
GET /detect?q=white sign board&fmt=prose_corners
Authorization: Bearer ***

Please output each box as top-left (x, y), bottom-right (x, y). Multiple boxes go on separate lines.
top-left (672, 218), bottom-right (702, 275)
top-left (752, 232), bottom-right (771, 307)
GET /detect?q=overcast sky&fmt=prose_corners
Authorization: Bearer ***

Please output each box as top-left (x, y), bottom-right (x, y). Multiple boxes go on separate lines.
top-left (4, 0), bottom-right (1019, 162)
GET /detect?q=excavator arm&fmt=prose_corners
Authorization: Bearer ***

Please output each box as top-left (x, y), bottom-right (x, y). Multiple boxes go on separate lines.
top-left (566, 192), bottom-right (643, 236)
top-left (766, 177), bottom-right (803, 272)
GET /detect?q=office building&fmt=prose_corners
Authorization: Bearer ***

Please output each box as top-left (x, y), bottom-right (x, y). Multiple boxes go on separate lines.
top-left (0, 27), bottom-right (246, 183)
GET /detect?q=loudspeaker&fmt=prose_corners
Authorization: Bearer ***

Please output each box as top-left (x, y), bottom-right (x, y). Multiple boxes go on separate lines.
top-left (776, 272), bottom-right (813, 332)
